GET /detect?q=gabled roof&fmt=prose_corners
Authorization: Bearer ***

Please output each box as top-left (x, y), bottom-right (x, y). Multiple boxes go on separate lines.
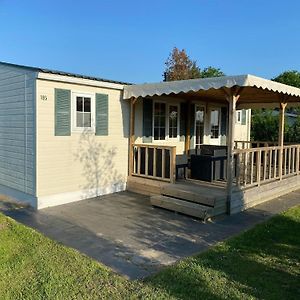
top-left (124, 75), bottom-right (300, 100)
top-left (0, 61), bottom-right (130, 85)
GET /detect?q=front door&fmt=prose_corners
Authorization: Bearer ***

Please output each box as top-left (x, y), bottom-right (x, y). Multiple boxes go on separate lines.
top-left (195, 105), bottom-right (205, 150)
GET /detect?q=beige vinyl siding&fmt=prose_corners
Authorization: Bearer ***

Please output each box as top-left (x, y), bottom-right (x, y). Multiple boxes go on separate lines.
top-left (36, 78), bottom-right (129, 206)
top-left (234, 109), bottom-right (251, 142)
top-left (0, 64), bottom-right (36, 199)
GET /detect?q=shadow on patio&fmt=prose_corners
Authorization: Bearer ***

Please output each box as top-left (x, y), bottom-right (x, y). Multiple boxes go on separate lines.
top-left (1, 190), bottom-right (299, 279)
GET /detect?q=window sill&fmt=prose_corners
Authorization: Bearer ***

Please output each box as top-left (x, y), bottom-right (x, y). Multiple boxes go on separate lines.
top-left (72, 128), bottom-right (95, 134)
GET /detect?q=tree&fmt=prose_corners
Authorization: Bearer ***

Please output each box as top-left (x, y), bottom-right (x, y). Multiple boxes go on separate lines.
top-left (200, 66), bottom-right (225, 78)
top-left (251, 109), bottom-right (279, 142)
top-left (273, 70), bottom-right (300, 114)
top-left (272, 70), bottom-right (300, 88)
top-left (251, 70), bottom-right (300, 142)
top-left (163, 47), bottom-right (224, 81)
top-left (163, 47), bottom-right (201, 81)
top-left (285, 117), bottom-right (300, 143)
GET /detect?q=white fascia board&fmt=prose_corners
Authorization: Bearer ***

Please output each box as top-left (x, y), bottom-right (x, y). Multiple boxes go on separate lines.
top-left (37, 72), bottom-right (125, 90)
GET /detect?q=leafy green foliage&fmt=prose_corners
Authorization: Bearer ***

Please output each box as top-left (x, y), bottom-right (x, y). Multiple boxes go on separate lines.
top-left (251, 109), bottom-right (280, 141)
top-left (163, 47), bottom-right (224, 81)
top-left (252, 70), bottom-right (300, 142)
top-left (200, 66), bottom-right (225, 78)
top-left (272, 70), bottom-right (300, 88)
top-left (285, 116), bottom-right (300, 143)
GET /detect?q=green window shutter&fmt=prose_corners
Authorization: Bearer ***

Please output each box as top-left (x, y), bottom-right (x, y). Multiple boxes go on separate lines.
top-left (241, 109), bottom-right (247, 125)
top-left (221, 107), bottom-right (228, 136)
top-left (143, 99), bottom-right (153, 143)
top-left (55, 88), bottom-right (71, 136)
top-left (180, 102), bottom-right (187, 142)
top-left (95, 93), bottom-right (109, 136)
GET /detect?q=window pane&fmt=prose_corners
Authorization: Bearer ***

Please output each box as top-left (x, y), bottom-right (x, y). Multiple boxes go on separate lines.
top-left (154, 102), bottom-right (166, 140)
top-left (236, 111), bottom-right (241, 123)
top-left (160, 128), bottom-right (165, 140)
top-left (154, 128), bottom-right (159, 140)
top-left (83, 112), bottom-right (91, 127)
top-left (77, 97), bottom-right (83, 112)
top-left (169, 105), bottom-right (178, 138)
top-left (77, 112), bottom-right (84, 127)
top-left (210, 110), bottom-right (219, 138)
top-left (196, 109), bottom-right (204, 123)
top-left (84, 98), bottom-right (91, 112)
top-left (160, 103), bottom-right (166, 115)
top-left (211, 110), bottom-right (219, 126)
top-left (76, 97), bottom-right (91, 128)
top-left (195, 106), bottom-right (205, 145)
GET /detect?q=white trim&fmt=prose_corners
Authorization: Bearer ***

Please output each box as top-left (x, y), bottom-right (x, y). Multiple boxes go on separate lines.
top-left (71, 91), bottom-right (95, 133)
top-left (37, 182), bottom-right (127, 209)
top-left (124, 74), bottom-right (300, 100)
top-left (37, 72), bottom-right (125, 90)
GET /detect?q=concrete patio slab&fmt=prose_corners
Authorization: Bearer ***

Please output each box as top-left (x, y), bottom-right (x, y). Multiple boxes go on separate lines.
top-left (1, 190), bottom-right (299, 279)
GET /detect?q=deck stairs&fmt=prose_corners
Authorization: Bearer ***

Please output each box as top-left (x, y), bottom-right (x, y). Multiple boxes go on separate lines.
top-left (150, 180), bottom-right (227, 220)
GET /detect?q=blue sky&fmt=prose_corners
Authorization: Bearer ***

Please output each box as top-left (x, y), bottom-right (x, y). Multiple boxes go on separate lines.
top-left (0, 0), bottom-right (300, 83)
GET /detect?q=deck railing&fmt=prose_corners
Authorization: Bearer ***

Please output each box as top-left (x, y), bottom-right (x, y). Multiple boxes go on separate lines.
top-left (234, 144), bottom-right (300, 188)
top-left (131, 144), bottom-right (176, 183)
top-left (234, 140), bottom-right (279, 149)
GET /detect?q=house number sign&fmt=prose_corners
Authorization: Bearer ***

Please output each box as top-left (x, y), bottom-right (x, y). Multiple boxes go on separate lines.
top-left (40, 95), bottom-right (48, 101)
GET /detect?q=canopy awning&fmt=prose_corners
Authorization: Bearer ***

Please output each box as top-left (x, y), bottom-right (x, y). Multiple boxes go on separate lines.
top-left (124, 75), bottom-right (300, 109)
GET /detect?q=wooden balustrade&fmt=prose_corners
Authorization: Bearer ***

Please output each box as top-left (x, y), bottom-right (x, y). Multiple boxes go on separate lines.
top-left (234, 140), bottom-right (278, 149)
top-left (131, 144), bottom-right (176, 183)
top-left (234, 144), bottom-right (300, 188)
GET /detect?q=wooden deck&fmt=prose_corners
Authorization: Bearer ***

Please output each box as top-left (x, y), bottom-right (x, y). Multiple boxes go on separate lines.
top-left (127, 176), bottom-right (227, 220)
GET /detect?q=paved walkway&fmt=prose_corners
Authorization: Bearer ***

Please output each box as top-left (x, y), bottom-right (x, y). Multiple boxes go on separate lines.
top-left (1, 190), bottom-right (299, 279)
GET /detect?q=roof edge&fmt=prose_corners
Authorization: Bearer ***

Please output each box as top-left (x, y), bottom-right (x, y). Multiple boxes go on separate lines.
top-left (0, 61), bottom-right (131, 86)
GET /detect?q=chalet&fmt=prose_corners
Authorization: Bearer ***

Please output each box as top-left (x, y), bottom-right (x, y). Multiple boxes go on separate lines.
top-left (1, 61), bottom-right (299, 219)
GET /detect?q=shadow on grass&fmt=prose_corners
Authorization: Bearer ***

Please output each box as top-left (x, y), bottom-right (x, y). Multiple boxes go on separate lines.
top-left (145, 212), bottom-right (300, 300)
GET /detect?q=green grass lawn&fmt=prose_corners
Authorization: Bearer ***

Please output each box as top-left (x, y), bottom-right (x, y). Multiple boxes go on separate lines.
top-left (0, 206), bottom-right (299, 300)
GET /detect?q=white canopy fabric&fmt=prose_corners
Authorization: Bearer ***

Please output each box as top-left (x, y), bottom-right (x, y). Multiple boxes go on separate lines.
top-left (124, 75), bottom-right (300, 106)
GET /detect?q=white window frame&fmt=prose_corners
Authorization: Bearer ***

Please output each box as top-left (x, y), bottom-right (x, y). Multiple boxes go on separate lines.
top-left (72, 92), bottom-right (95, 133)
top-left (236, 110), bottom-right (242, 124)
top-left (152, 101), bottom-right (180, 141)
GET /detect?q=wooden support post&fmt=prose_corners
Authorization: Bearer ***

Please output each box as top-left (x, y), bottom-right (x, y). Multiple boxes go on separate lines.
top-left (224, 88), bottom-right (241, 215)
top-left (257, 150), bottom-right (261, 186)
top-left (278, 102), bottom-right (287, 180)
top-left (297, 146), bottom-right (300, 175)
top-left (129, 97), bottom-right (136, 176)
top-left (185, 101), bottom-right (191, 155)
top-left (170, 147), bottom-right (177, 183)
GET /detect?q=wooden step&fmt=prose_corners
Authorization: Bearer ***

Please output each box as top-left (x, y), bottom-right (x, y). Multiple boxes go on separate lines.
top-left (150, 195), bottom-right (213, 220)
top-left (161, 184), bottom-right (216, 207)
